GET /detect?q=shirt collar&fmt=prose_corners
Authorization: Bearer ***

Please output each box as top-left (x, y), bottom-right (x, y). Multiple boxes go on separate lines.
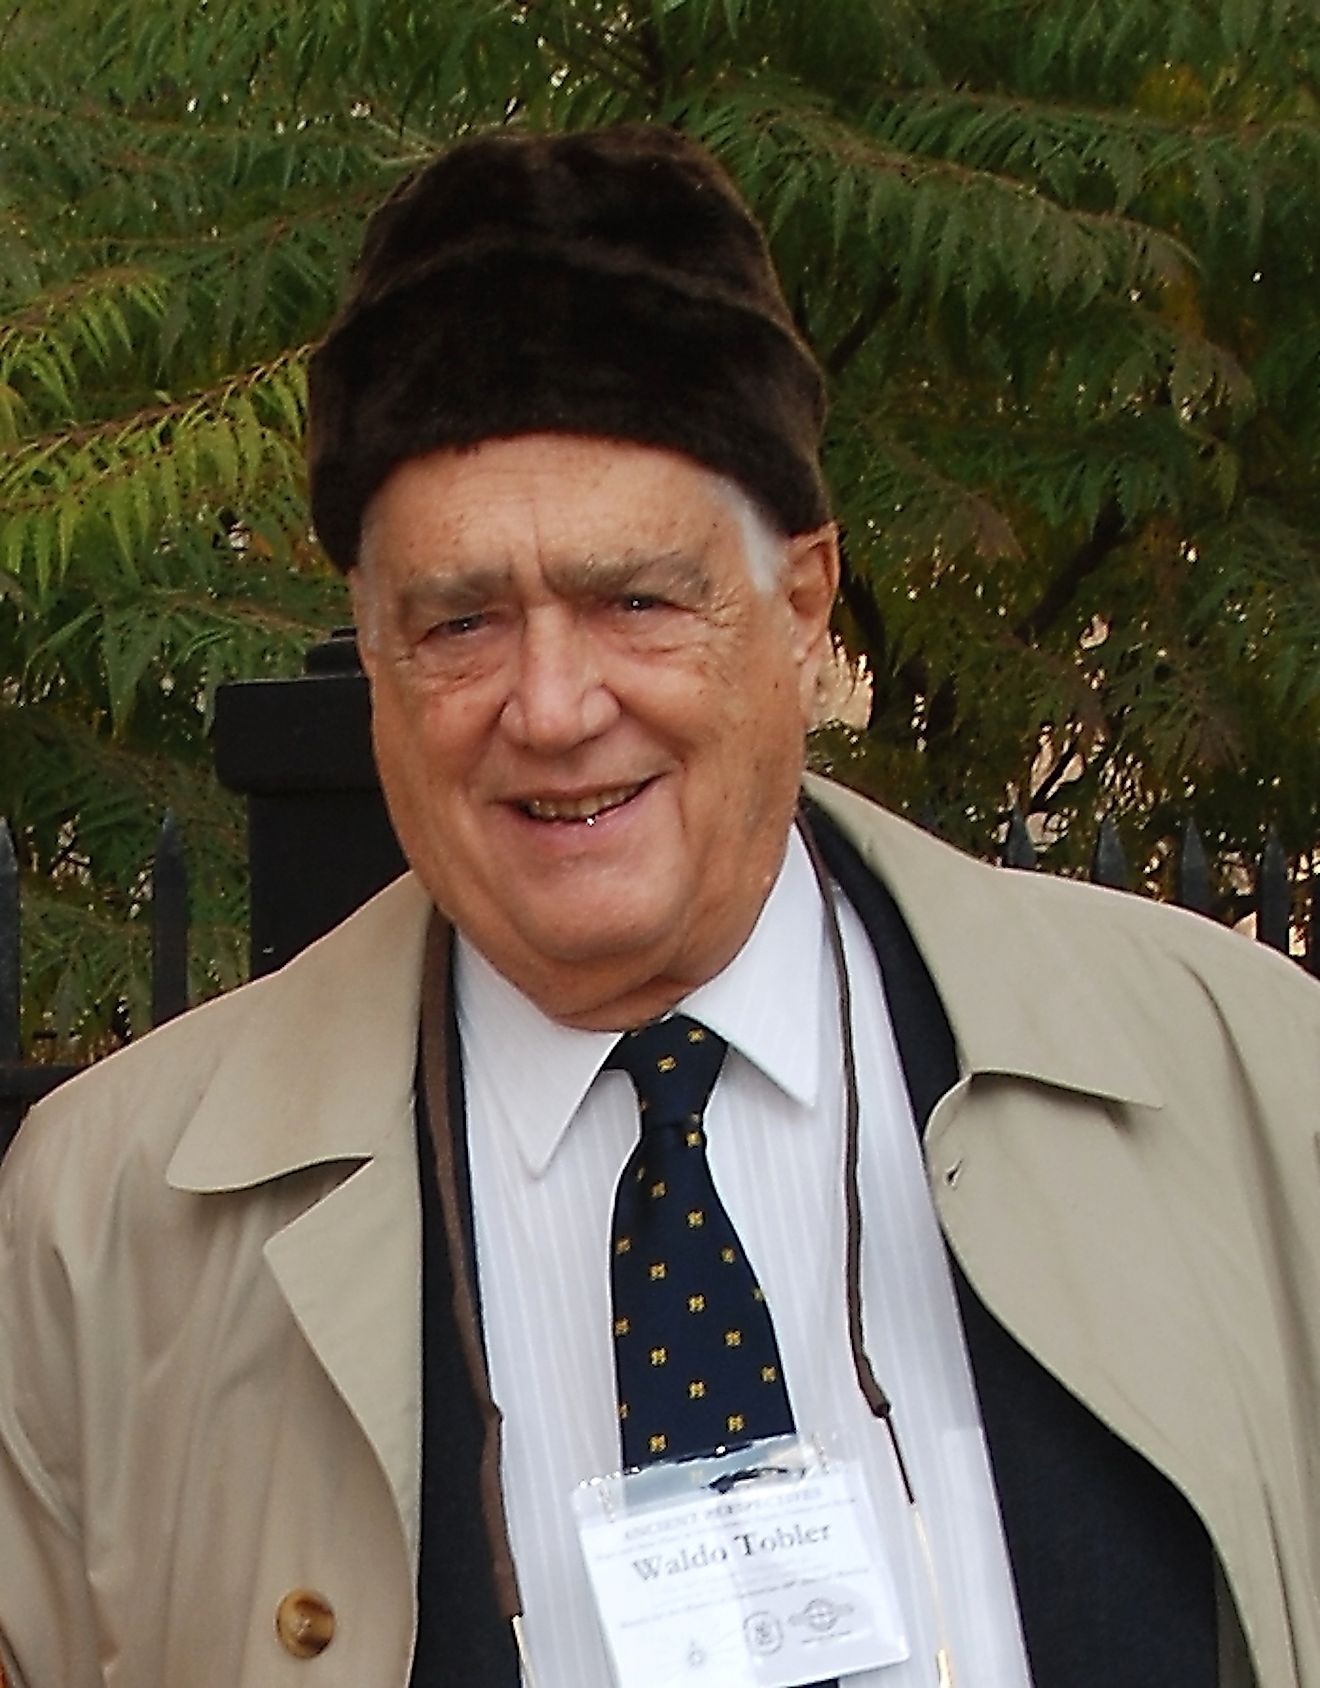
top-left (455, 829), bottom-right (825, 1178)
top-left (682, 828), bottom-right (822, 1111)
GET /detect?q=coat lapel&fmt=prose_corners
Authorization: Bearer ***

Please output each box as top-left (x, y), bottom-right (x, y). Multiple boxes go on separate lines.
top-left (805, 773), bottom-right (1162, 1107)
top-left (166, 873), bottom-right (434, 1555)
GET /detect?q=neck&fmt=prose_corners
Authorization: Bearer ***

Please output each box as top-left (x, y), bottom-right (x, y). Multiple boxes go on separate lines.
top-left (517, 937), bottom-right (751, 1033)
top-left (478, 870), bottom-right (787, 1033)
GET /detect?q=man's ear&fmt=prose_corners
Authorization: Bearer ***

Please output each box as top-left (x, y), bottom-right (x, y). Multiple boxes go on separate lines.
top-left (781, 522), bottom-right (841, 715)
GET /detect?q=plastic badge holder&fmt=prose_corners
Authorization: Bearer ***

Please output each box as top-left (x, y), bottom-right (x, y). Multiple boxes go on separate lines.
top-left (573, 1433), bottom-right (909, 1688)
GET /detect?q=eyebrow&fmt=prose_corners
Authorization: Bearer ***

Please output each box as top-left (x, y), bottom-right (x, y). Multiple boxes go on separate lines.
top-left (394, 549), bottom-right (714, 621)
top-left (543, 549), bottom-right (714, 601)
top-left (395, 566), bottom-right (514, 621)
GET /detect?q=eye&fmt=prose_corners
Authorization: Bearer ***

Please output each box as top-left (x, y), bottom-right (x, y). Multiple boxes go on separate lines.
top-left (426, 610), bottom-right (488, 639)
top-left (617, 593), bottom-right (664, 613)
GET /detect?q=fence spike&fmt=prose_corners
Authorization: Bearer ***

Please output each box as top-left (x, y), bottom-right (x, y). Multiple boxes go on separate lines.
top-left (0, 821), bottom-right (18, 1061)
top-left (151, 811), bottom-right (190, 1026)
top-left (1090, 816), bottom-right (1128, 889)
top-left (1174, 819), bottom-right (1212, 914)
top-left (1255, 828), bottom-right (1289, 954)
top-left (1001, 807), bottom-right (1037, 870)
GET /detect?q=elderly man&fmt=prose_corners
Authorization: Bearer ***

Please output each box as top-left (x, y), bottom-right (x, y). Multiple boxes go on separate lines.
top-left (1, 125), bottom-right (1317, 1688)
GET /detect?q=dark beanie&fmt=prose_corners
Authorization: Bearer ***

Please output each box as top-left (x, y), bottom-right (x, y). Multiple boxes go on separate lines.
top-left (307, 124), bottom-right (829, 570)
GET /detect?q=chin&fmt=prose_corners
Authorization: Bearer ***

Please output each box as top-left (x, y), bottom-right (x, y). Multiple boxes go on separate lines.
top-left (519, 912), bottom-right (671, 970)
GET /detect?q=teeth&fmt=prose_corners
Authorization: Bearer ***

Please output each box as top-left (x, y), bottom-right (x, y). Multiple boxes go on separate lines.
top-left (525, 785), bottom-right (640, 822)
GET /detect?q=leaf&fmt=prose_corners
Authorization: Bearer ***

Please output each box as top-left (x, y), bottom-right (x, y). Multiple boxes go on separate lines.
top-left (2, 0), bottom-right (1318, 1043)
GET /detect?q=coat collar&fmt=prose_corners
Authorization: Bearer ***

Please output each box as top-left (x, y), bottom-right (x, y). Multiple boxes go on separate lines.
top-left (166, 873), bottom-right (433, 1193)
top-left (804, 775), bottom-right (1163, 1110)
top-left (167, 774), bottom-right (1161, 1199)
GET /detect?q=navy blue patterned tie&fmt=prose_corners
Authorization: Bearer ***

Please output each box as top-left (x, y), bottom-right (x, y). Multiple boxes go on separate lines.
top-left (607, 1015), bottom-right (795, 1467)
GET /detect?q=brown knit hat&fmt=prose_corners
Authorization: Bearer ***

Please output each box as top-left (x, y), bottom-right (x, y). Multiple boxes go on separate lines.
top-left (307, 124), bottom-right (829, 571)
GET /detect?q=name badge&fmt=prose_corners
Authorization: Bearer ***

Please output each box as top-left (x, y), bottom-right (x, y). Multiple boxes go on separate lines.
top-left (573, 1435), bottom-right (909, 1687)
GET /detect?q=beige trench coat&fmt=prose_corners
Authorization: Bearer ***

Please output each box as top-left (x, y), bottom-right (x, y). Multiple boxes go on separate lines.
top-left (1, 779), bottom-right (1317, 1687)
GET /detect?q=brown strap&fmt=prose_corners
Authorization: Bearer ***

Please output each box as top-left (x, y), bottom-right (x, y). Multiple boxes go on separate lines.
top-left (795, 810), bottom-right (894, 1421)
top-left (418, 914), bottom-right (523, 1625)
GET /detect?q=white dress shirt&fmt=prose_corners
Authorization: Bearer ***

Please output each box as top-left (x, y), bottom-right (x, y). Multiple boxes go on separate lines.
top-left (458, 831), bottom-right (1032, 1687)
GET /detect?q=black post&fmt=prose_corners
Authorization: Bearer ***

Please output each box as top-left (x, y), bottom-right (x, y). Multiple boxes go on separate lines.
top-left (0, 822), bottom-right (20, 1155)
top-left (1256, 829), bottom-right (1290, 954)
top-left (0, 821), bottom-right (17, 1064)
top-left (214, 629), bottom-right (405, 977)
top-left (1174, 820), bottom-right (1212, 915)
top-left (1001, 807), bottom-right (1037, 870)
top-left (1090, 816), bottom-right (1128, 890)
top-left (151, 812), bottom-right (190, 1026)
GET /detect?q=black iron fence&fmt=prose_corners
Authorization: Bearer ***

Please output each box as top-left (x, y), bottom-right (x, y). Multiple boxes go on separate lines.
top-left (2, 802), bottom-right (1314, 1161)
top-left (0, 814), bottom-right (190, 1157)
top-left (1000, 808), bottom-right (1312, 963)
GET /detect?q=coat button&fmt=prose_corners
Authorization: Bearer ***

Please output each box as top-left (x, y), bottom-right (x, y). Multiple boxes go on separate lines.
top-left (276, 1589), bottom-right (336, 1658)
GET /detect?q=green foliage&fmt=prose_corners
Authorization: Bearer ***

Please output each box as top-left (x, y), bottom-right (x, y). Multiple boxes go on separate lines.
top-left (3, 0), bottom-right (1319, 1048)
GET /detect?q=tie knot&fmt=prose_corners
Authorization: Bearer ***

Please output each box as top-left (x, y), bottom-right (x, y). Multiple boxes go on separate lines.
top-left (606, 1015), bottom-right (728, 1129)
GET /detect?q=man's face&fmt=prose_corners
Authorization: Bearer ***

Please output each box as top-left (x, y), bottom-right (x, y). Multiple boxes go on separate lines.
top-left (352, 434), bottom-right (838, 1029)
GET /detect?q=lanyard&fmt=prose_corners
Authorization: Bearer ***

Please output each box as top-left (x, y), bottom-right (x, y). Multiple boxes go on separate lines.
top-left (417, 807), bottom-right (937, 1678)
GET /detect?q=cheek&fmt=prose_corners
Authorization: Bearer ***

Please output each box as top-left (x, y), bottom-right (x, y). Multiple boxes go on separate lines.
top-left (726, 642), bottom-right (811, 748)
top-left (685, 670), bottom-right (806, 836)
top-left (372, 679), bottom-right (421, 772)
top-left (372, 683), bottom-right (458, 828)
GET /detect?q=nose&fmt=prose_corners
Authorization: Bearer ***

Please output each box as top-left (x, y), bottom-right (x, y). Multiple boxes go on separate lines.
top-left (499, 609), bottom-right (619, 752)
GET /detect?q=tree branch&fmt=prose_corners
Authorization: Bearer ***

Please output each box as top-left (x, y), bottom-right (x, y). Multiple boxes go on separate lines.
top-left (1030, 732), bottom-right (1082, 811)
top-left (1012, 499), bottom-right (1126, 646)
top-left (513, 0), bottom-right (649, 92)
top-left (838, 561), bottom-right (889, 677)
top-left (825, 279), bottom-right (899, 379)
top-left (838, 562), bottom-right (961, 744)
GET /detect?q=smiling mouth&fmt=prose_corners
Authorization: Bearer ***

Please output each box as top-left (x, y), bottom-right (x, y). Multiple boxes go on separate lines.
top-left (520, 783), bottom-right (646, 823)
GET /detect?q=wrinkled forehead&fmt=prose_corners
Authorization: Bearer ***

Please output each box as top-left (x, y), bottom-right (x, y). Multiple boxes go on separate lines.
top-left (356, 434), bottom-right (785, 590)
